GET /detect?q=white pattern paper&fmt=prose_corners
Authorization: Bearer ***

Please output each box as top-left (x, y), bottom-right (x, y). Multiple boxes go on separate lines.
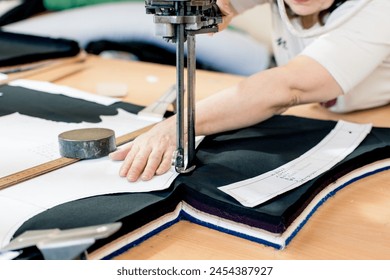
top-left (219, 121), bottom-right (372, 207)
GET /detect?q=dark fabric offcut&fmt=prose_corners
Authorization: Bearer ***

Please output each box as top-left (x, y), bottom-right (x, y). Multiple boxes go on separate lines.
top-left (0, 31), bottom-right (80, 67)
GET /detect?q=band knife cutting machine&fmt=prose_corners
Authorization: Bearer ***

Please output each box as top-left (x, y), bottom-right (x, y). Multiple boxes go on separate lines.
top-left (145, 0), bottom-right (222, 173)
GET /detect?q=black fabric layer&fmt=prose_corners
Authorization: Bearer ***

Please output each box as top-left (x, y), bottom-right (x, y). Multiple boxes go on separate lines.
top-left (12, 116), bottom-right (390, 247)
top-left (0, 31), bottom-right (80, 67)
top-left (13, 187), bottom-right (182, 255)
top-left (3, 87), bottom-right (390, 257)
top-left (0, 0), bottom-right (46, 26)
top-left (176, 117), bottom-right (390, 233)
top-left (0, 84), bottom-right (143, 122)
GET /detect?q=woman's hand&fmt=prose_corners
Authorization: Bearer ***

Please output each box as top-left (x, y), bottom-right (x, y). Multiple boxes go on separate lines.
top-left (109, 117), bottom-right (176, 182)
top-left (216, 0), bottom-right (237, 31)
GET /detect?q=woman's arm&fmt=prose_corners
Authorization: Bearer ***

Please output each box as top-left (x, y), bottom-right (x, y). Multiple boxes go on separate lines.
top-left (110, 55), bottom-right (343, 182)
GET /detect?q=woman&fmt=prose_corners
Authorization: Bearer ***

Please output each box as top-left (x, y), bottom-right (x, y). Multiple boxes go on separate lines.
top-left (110, 0), bottom-right (390, 182)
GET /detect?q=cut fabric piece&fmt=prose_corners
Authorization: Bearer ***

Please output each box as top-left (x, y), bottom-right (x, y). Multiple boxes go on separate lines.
top-left (1, 79), bottom-right (389, 257)
top-left (176, 116), bottom-right (390, 234)
top-left (3, 2), bottom-right (270, 75)
top-left (218, 120), bottom-right (372, 207)
top-left (0, 31), bottom-right (80, 67)
top-left (0, 0), bottom-right (45, 26)
top-left (7, 110), bottom-right (390, 257)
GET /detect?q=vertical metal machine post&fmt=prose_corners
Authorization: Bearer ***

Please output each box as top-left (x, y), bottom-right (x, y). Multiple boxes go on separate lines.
top-left (186, 33), bottom-right (196, 171)
top-left (145, 0), bottom-right (221, 173)
top-left (174, 19), bottom-right (189, 172)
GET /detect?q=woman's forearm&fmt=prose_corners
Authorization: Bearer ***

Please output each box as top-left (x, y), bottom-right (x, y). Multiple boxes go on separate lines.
top-left (195, 55), bottom-right (343, 136)
top-left (195, 67), bottom-right (294, 135)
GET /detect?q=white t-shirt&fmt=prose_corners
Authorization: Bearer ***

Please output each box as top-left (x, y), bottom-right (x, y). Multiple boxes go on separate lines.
top-left (231, 0), bottom-right (390, 113)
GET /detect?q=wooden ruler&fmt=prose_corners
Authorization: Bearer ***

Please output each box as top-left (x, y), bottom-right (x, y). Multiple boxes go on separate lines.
top-left (0, 52), bottom-right (87, 85)
top-left (0, 124), bottom-right (154, 191)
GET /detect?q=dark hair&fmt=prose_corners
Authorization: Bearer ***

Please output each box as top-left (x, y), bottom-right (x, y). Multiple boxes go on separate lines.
top-left (319, 0), bottom-right (348, 24)
top-left (284, 0), bottom-right (349, 25)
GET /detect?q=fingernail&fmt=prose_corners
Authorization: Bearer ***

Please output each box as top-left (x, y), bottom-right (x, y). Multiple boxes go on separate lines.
top-left (127, 174), bottom-right (137, 182)
top-left (141, 174), bottom-right (151, 181)
top-left (119, 169), bottom-right (126, 177)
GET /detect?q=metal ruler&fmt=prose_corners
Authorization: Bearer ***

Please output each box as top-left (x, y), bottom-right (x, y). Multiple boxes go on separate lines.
top-left (0, 124), bottom-right (154, 191)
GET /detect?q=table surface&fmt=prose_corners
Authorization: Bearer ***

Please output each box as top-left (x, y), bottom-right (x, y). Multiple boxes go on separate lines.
top-left (19, 55), bottom-right (390, 260)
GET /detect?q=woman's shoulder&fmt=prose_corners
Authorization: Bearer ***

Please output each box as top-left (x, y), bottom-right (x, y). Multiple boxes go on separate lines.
top-left (327, 0), bottom-right (390, 25)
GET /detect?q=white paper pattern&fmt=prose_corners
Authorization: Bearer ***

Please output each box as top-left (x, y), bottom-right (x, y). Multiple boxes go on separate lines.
top-left (219, 121), bottom-right (372, 207)
top-left (0, 73), bottom-right (8, 81)
top-left (0, 81), bottom-right (176, 247)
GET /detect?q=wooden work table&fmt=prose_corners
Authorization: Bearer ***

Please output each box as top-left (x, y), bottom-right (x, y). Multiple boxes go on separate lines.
top-left (17, 55), bottom-right (390, 260)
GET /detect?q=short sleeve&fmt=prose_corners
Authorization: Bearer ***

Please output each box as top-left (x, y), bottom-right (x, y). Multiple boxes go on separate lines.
top-left (302, 0), bottom-right (390, 94)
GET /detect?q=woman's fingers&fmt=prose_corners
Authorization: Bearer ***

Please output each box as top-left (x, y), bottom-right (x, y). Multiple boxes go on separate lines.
top-left (156, 149), bottom-right (175, 175)
top-left (108, 142), bottom-right (133, 161)
top-left (124, 144), bottom-right (152, 182)
top-left (109, 119), bottom-right (177, 182)
top-left (140, 146), bottom-right (167, 181)
top-left (216, 0), bottom-right (237, 31)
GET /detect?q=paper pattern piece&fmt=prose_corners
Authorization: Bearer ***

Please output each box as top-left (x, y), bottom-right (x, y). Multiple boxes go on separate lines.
top-left (0, 110), bottom-right (153, 177)
top-left (0, 73), bottom-right (7, 81)
top-left (0, 80), bottom-right (181, 247)
top-left (219, 121), bottom-right (372, 207)
top-left (9, 79), bottom-right (118, 106)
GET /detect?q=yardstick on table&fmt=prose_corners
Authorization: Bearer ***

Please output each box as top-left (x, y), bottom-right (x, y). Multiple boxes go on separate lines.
top-left (0, 52), bottom-right (87, 86)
